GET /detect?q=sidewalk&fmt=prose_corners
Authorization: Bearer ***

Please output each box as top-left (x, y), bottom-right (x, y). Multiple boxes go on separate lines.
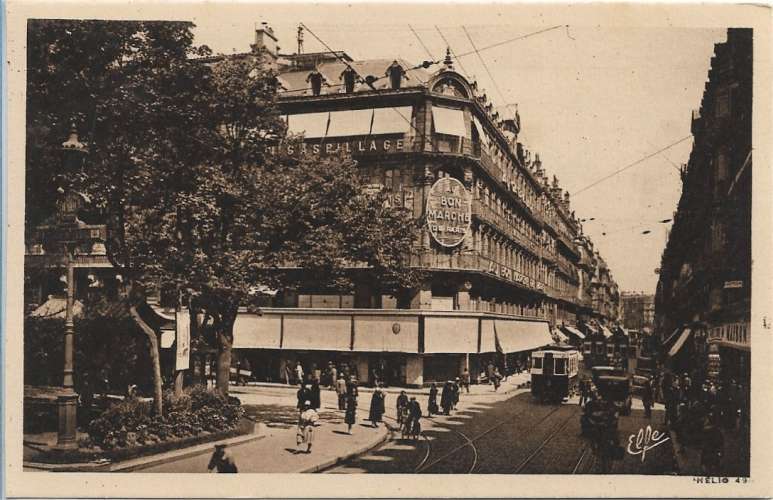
top-left (236, 371), bottom-right (531, 399)
top-left (670, 424), bottom-right (750, 477)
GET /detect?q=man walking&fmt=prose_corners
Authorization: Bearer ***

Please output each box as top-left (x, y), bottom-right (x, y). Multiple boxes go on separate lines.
top-left (642, 378), bottom-right (654, 419)
top-left (335, 373), bottom-right (348, 410)
top-left (460, 369), bottom-right (471, 394)
top-left (207, 444), bottom-right (238, 473)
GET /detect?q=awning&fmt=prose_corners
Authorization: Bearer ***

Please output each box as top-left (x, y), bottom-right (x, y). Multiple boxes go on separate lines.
top-left (282, 314), bottom-right (352, 351)
top-left (494, 320), bottom-right (553, 353)
top-left (286, 111), bottom-right (331, 138)
top-left (326, 109), bottom-right (375, 137)
top-left (232, 313), bottom-right (282, 349)
top-left (584, 324), bottom-right (599, 335)
top-left (554, 329), bottom-right (569, 343)
top-left (601, 326), bottom-right (614, 338)
top-left (424, 317), bottom-right (478, 353)
top-left (479, 319), bottom-right (497, 353)
top-left (371, 106), bottom-right (413, 135)
top-left (352, 316), bottom-right (419, 353)
top-left (663, 327), bottom-right (682, 346)
top-left (668, 328), bottom-right (692, 357)
top-left (472, 116), bottom-right (490, 148)
top-left (431, 106), bottom-right (467, 137)
top-left (561, 325), bottom-right (586, 340)
top-left (29, 297), bottom-right (84, 319)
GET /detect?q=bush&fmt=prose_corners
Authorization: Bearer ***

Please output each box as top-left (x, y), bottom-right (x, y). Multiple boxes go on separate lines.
top-left (87, 385), bottom-right (244, 450)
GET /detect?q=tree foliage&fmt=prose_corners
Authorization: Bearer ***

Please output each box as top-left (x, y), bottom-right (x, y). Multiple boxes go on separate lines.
top-left (26, 20), bottom-right (422, 399)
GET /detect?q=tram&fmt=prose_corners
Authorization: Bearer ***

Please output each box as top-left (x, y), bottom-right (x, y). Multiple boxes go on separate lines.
top-left (530, 346), bottom-right (580, 403)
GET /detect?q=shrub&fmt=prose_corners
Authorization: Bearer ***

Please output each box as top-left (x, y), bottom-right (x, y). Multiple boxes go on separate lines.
top-left (87, 385), bottom-right (244, 450)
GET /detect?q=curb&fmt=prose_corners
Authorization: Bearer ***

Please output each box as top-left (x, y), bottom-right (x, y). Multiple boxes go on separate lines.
top-left (24, 430), bottom-right (265, 473)
top-left (295, 426), bottom-right (391, 473)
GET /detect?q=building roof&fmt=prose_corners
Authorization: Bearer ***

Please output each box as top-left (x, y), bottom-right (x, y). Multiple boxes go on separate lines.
top-left (278, 58), bottom-right (432, 96)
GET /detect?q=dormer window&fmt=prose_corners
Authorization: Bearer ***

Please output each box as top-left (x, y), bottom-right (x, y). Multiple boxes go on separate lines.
top-left (385, 60), bottom-right (407, 90)
top-left (306, 69), bottom-right (326, 96)
top-left (340, 67), bottom-right (357, 93)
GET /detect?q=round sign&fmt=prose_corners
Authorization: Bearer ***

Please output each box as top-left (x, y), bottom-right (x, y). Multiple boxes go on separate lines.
top-left (392, 323), bottom-right (401, 335)
top-left (425, 177), bottom-right (472, 247)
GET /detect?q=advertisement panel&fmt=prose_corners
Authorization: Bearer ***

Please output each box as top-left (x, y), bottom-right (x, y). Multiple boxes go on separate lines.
top-left (425, 177), bottom-right (472, 247)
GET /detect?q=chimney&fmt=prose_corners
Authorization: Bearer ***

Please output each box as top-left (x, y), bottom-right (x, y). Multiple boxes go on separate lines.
top-left (251, 21), bottom-right (279, 68)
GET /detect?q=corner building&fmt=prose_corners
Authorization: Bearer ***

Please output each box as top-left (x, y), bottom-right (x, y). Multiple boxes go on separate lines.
top-left (231, 24), bottom-right (620, 386)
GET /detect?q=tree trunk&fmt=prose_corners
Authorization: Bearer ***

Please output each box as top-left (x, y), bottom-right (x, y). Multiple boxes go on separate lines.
top-left (129, 305), bottom-right (163, 415)
top-left (215, 306), bottom-right (238, 397)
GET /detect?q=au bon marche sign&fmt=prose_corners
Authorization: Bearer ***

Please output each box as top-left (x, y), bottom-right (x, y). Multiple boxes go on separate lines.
top-left (426, 177), bottom-right (471, 247)
top-left (265, 137), bottom-right (407, 156)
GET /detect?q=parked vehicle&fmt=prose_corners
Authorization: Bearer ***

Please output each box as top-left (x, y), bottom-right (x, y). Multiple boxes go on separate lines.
top-left (595, 374), bottom-right (633, 416)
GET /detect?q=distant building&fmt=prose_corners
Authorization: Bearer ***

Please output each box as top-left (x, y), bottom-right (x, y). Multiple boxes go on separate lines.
top-left (620, 292), bottom-right (655, 333)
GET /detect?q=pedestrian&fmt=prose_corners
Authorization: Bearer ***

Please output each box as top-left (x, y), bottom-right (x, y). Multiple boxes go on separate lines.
top-left (487, 362), bottom-right (495, 386)
top-left (460, 368), bottom-right (471, 393)
top-left (407, 396), bottom-right (422, 440)
top-left (240, 357), bottom-right (251, 386)
top-left (344, 377), bottom-right (358, 434)
top-left (297, 400), bottom-right (319, 454)
top-left (396, 390), bottom-right (409, 426)
top-left (207, 444), bottom-right (238, 473)
top-left (329, 362), bottom-right (338, 390)
top-left (335, 373), bottom-right (348, 410)
top-left (297, 381), bottom-right (312, 413)
top-left (369, 385), bottom-right (386, 428)
top-left (579, 377), bottom-right (588, 407)
top-left (428, 382), bottom-right (439, 416)
top-left (294, 361), bottom-right (304, 385)
top-left (492, 367), bottom-right (502, 391)
top-left (283, 362), bottom-right (293, 385)
top-left (642, 378), bottom-right (654, 419)
top-left (441, 381), bottom-right (454, 415)
top-left (452, 378), bottom-right (461, 409)
top-left (309, 378), bottom-right (321, 410)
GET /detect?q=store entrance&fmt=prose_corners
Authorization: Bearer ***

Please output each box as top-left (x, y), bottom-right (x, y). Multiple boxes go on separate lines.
top-left (366, 353), bottom-right (406, 387)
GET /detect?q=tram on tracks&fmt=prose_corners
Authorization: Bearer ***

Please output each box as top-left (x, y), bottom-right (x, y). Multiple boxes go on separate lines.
top-left (530, 345), bottom-right (580, 403)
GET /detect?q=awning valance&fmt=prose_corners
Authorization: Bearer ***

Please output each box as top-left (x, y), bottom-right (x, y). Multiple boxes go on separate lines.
top-left (286, 106), bottom-right (413, 139)
top-left (494, 320), bottom-right (553, 353)
top-left (480, 319), bottom-right (497, 353)
top-left (424, 317), bottom-right (478, 353)
top-left (282, 314), bottom-right (352, 351)
top-left (352, 316), bottom-right (419, 353)
top-left (431, 106), bottom-right (467, 137)
top-left (561, 325), bottom-right (586, 340)
top-left (232, 313), bottom-right (282, 349)
top-left (668, 328), bottom-right (692, 358)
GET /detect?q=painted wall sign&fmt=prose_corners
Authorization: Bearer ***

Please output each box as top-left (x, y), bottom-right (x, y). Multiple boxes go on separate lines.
top-left (265, 138), bottom-right (406, 156)
top-left (426, 177), bottom-right (472, 247)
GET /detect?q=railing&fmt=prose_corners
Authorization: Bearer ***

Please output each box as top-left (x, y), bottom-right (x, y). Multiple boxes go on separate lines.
top-left (471, 199), bottom-right (541, 256)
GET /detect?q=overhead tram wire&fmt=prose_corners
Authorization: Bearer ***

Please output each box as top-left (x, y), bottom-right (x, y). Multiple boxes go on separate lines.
top-left (462, 25), bottom-right (508, 106)
top-left (434, 25), bottom-right (471, 77)
top-left (409, 24), bottom-right (437, 61)
top-left (453, 24), bottom-right (567, 59)
top-left (571, 135), bottom-right (693, 197)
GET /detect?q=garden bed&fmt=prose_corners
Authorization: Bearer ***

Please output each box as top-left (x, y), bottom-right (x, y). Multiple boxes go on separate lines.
top-left (29, 416), bottom-right (255, 464)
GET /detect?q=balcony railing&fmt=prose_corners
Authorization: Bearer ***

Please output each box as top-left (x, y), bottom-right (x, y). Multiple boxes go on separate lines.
top-left (471, 199), bottom-right (541, 256)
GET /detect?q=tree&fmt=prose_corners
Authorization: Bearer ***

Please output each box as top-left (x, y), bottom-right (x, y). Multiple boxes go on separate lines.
top-left (27, 20), bottom-right (422, 404)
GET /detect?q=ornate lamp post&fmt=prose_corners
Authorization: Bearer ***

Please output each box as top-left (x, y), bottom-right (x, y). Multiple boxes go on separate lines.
top-left (48, 126), bottom-right (91, 448)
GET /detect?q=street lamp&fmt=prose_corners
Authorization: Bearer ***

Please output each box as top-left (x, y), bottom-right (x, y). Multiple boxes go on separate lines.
top-left (49, 126), bottom-right (90, 449)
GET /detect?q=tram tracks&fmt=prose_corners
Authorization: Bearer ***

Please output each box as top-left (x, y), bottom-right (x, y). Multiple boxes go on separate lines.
top-left (512, 408), bottom-right (578, 473)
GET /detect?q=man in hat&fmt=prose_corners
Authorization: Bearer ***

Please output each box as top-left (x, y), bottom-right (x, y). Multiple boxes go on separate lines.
top-left (208, 443), bottom-right (238, 473)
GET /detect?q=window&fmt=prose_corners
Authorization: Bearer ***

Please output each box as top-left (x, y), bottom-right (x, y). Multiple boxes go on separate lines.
top-left (715, 92), bottom-right (730, 118)
top-left (554, 358), bottom-right (566, 375)
top-left (583, 342), bottom-right (592, 354)
top-left (533, 357), bottom-right (543, 369)
top-left (606, 344), bottom-right (615, 356)
top-left (385, 169), bottom-right (394, 190)
top-left (595, 343), bottom-right (604, 355)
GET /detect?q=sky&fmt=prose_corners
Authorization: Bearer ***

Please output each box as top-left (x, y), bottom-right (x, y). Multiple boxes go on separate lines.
top-left (190, 4), bottom-right (726, 294)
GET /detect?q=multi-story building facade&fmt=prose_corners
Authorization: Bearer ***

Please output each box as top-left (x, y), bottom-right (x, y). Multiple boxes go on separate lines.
top-left (25, 23), bottom-right (621, 387)
top-left (654, 28), bottom-right (751, 388)
top-left (223, 24), bottom-right (620, 385)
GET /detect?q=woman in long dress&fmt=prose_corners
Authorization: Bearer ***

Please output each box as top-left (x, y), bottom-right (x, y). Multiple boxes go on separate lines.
top-left (441, 381), bottom-right (454, 415)
top-left (368, 386), bottom-right (386, 428)
top-left (344, 378), bottom-right (358, 434)
top-left (427, 383), bottom-right (439, 416)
